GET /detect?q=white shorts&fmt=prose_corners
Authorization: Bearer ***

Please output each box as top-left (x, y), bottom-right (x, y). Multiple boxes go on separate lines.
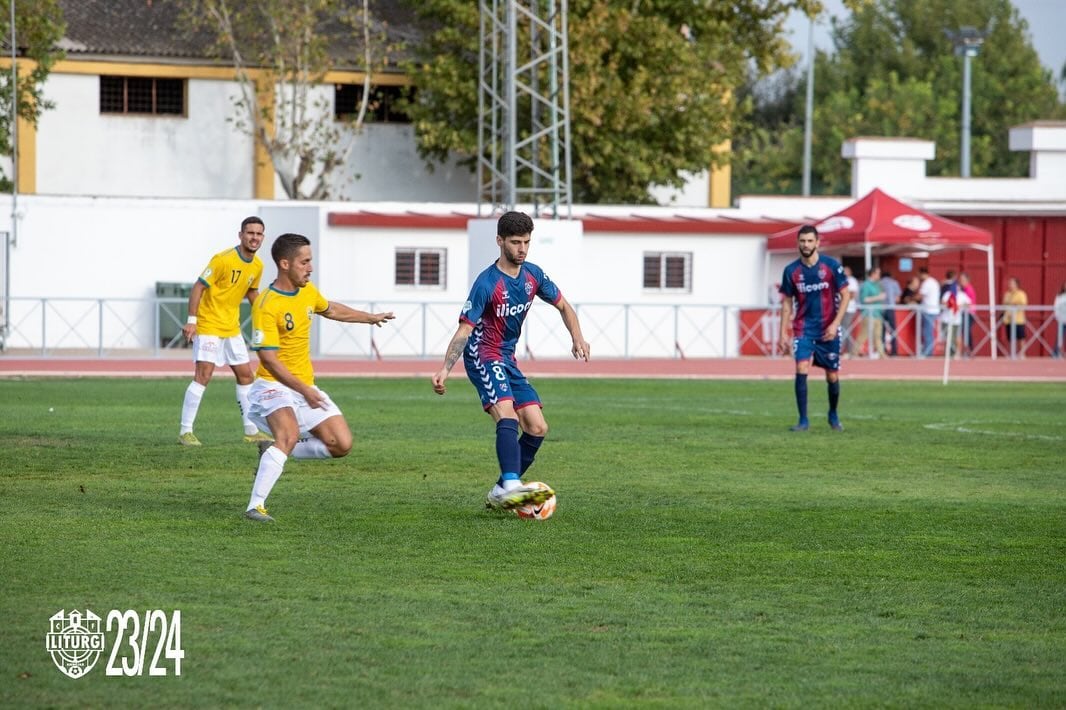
top-left (247, 378), bottom-right (343, 437)
top-left (192, 334), bottom-right (250, 367)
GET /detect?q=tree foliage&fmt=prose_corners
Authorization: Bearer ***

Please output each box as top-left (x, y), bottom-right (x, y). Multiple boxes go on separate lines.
top-left (406, 0), bottom-right (822, 204)
top-left (0, 0), bottom-right (65, 192)
top-left (182, 0), bottom-right (397, 200)
top-left (733, 0), bottom-right (1066, 197)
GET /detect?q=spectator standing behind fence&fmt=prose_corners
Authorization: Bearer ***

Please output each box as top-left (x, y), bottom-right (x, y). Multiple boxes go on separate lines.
top-left (940, 278), bottom-right (971, 359)
top-left (958, 272), bottom-right (977, 356)
top-left (1053, 283), bottom-right (1066, 358)
top-left (880, 270), bottom-right (901, 356)
top-left (178, 216), bottom-right (271, 447)
top-left (900, 276), bottom-right (921, 305)
top-left (854, 267), bottom-right (886, 358)
top-left (1001, 277), bottom-right (1028, 356)
top-left (918, 268), bottom-right (940, 357)
top-left (842, 266), bottom-right (859, 357)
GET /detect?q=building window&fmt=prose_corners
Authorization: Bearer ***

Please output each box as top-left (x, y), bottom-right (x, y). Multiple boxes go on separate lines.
top-left (100, 76), bottom-right (185, 115)
top-left (396, 248), bottom-right (446, 288)
top-left (643, 252), bottom-right (692, 292)
top-left (335, 84), bottom-right (411, 123)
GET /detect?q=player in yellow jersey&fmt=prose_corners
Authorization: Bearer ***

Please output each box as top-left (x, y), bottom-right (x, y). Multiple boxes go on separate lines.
top-left (243, 233), bottom-right (395, 522)
top-left (178, 216), bottom-right (272, 446)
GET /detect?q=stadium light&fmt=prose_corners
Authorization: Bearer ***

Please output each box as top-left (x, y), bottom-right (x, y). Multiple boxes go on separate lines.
top-left (946, 26), bottom-right (987, 178)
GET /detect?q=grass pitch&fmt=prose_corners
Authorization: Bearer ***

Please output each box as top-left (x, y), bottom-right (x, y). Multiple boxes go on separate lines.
top-left (1, 376), bottom-right (1064, 707)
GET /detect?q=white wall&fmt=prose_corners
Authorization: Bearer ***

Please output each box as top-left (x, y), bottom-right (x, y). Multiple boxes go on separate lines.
top-left (0, 196), bottom-right (777, 357)
top-left (32, 72), bottom-right (477, 202)
top-left (36, 75), bottom-right (254, 198)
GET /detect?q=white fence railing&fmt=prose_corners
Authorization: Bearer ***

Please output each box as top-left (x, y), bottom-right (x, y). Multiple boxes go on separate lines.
top-left (0, 297), bottom-right (1060, 359)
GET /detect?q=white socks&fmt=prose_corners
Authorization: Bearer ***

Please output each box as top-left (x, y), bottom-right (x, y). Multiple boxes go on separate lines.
top-left (179, 381), bottom-right (206, 434)
top-left (291, 438), bottom-right (331, 460)
top-left (236, 383), bottom-right (256, 435)
top-left (248, 446), bottom-right (287, 511)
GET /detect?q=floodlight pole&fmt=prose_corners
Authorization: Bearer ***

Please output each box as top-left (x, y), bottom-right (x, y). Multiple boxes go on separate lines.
top-left (801, 15), bottom-right (815, 196)
top-left (960, 47), bottom-right (974, 177)
top-left (947, 27), bottom-right (985, 178)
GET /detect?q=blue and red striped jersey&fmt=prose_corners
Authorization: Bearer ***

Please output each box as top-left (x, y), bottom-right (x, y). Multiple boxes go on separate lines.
top-left (460, 262), bottom-right (562, 362)
top-left (779, 255), bottom-right (848, 338)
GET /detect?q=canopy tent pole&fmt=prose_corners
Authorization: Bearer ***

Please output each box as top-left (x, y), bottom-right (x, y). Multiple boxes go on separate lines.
top-left (985, 245), bottom-right (996, 361)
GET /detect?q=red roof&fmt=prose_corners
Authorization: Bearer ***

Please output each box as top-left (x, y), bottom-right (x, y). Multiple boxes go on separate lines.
top-left (328, 211), bottom-right (790, 234)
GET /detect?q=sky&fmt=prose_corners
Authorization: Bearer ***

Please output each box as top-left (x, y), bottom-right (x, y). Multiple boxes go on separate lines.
top-left (783, 0), bottom-right (1066, 83)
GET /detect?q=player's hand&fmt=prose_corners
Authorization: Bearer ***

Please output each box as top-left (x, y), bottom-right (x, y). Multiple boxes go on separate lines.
top-left (431, 370), bottom-right (448, 395)
top-left (572, 339), bottom-right (590, 361)
top-left (304, 388), bottom-right (326, 409)
top-left (822, 325), bottom-right (838, 340)
top-left (181, 323), bottom-right (197, 342)
top-left (779, 336), bottom-right (793, 356)
top-left (371, 311), bottom-right (396, 327)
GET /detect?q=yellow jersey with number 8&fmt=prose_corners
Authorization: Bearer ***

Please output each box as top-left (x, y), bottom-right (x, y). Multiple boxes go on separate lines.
top-left (251, 282), bottom-right (329, 386)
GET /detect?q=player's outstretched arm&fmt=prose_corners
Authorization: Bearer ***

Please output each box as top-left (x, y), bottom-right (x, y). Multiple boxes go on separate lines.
top-left (182, 281), bottom-right (208, 342)
top-left (432, 322), bottom-right (475, 395)
top-left (321, 302), bottom-right (396, 327)
top-left (555, 296), bottom-right (590, 361)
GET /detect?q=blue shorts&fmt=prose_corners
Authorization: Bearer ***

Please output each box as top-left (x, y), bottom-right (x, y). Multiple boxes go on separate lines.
top-left (464, 357), bottom-right (542, 411)
top-left (793, 336), bottom-right (841, 371)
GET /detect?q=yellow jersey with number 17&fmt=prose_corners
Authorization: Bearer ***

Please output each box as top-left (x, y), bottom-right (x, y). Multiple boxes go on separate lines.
top-left (196, 247), bottom-right (264, 338)
top-left (251, 282), bottom-right (330, 386)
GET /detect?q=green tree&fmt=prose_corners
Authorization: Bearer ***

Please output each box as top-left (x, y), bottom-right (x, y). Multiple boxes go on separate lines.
top-left (406, 0), bottom-right (822, 204)
top-left (182, 0), bottom-right (398, 199)
top-left (733, 0), bottom-right (1065, 196)
top-left (0, 0), bottom-right (65, 192)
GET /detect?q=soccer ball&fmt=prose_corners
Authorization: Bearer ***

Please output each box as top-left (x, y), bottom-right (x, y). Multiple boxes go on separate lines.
top-left (515, 482), bottom-right (556, 521)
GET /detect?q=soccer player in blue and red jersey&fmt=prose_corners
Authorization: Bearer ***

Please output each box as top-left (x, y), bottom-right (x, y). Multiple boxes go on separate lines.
top-left (778, 224), bottom-right (851, 431)
top-left (432, 211), bottom-right (590, 510)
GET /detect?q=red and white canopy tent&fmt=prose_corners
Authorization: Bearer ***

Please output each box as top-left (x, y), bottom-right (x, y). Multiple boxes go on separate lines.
top-left (767, 188), bottom-right (997, 358)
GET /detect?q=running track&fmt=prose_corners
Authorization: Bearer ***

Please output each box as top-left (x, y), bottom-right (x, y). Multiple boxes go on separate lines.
top-left (1, 355), bottom-right (1064, 382)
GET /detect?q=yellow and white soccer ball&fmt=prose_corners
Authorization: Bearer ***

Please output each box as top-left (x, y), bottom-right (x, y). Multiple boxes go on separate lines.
top-left (514, 481), bottom-right (557, 521)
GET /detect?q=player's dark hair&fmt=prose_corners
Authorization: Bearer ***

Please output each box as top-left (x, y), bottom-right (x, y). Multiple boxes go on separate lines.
top-left (498, 211), bottom-right (534, 238)
top-left (241, 216), bottom-right (264, 232)
top-left (797, 224), bottom-right (818, 239)
top-left (272, 233), bottom-right (311, 265)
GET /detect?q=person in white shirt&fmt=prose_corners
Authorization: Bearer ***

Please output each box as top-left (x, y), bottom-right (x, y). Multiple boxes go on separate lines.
top-left (843, 266), bottom-right (860, 356)
top-left (1054, 282), bottom-right (1066, 358)
top-left (917, 268), bottom-right (941, 357)
top-left (940, 282), bottom-right (971, 359)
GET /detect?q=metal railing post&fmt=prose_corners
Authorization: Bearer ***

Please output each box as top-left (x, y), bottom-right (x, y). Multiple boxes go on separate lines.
top-left (40, 297), bottom-right (46, 356)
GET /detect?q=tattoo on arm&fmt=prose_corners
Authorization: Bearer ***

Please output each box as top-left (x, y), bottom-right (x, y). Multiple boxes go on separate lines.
top-left (443, 338), bottom-right (465, 371)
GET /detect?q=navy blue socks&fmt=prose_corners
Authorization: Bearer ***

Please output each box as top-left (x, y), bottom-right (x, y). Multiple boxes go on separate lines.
top-left (495, 418), bottom-right (521, 486)
top-left (519, 433), bottom-right (544, 475)
top-left (794, 373), bottom-right (809, 422)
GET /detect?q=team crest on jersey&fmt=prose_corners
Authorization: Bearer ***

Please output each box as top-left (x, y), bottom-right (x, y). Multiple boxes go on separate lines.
top-left (46, 609), bottom-right (105, 679)
top-left (524, 281), bottom-right (533, 296)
